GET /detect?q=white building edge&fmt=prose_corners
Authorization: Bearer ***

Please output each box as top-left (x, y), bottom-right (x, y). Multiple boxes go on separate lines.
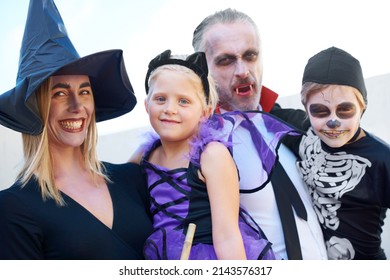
top-left (1, 73), bottom-right (389, 257)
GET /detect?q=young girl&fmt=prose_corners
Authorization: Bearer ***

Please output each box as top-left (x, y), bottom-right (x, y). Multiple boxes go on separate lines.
top-left (296, 47), bottom-right (390, 259)
top-left (130, 49), bottom-right (276, 260)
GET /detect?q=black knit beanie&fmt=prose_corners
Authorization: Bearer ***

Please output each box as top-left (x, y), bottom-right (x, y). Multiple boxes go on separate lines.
top-left (302, 46), bottom-right (367, 105)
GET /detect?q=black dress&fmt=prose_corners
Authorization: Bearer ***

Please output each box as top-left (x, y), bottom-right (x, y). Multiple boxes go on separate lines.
top-left (0, 162), bottom-right (153, 260)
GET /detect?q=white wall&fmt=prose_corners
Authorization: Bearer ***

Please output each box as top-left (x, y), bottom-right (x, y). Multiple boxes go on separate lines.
top-left (0, 125), bottom-right (23, 188)
top-left (1, 73), bottom-right (389, 257)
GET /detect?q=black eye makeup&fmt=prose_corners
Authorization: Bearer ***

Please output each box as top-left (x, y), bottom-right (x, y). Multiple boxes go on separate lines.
top-left (309, 104), bottom-right (330, 118)
top-left (216, 55), bottom-right (236, 66)
top-left (309, 102), bottom-right (357, 119)
top-left (336, 102), bottom-right (357, 119)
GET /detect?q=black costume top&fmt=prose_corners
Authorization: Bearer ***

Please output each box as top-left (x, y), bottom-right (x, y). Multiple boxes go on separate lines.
top-left (297, 129), bottom-right (390, 259)
top-left (0, 162), bottom-right (153, 260)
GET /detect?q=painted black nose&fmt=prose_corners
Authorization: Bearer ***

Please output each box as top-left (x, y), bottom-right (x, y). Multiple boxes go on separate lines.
top-left (326, 119), bottom-right (341, 128)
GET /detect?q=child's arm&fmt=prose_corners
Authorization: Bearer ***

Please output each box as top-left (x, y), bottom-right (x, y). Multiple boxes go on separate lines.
top-left (200, 141), bottom-right (246, 260)
top-left (128, 145), bottom-right (144, 164)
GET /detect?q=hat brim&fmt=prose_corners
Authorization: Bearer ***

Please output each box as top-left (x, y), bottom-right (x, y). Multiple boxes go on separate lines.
top-left (55, 49), bottom-right (136, 123)
top-left (0, 49), bottom-right (136, 135)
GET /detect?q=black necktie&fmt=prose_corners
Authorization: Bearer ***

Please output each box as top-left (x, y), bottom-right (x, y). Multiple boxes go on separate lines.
top-left (271, 160), bottom-right (307, 259)
top-left (240, 118), bottom-right (307, 260)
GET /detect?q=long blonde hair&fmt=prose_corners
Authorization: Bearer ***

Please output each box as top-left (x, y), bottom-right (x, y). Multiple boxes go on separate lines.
top-left (18, 78), bottom-right (108, 206)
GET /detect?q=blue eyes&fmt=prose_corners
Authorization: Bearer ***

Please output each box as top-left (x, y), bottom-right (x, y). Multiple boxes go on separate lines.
top-left (179, 99), bottom-right (190, 105)
top-left (154, 96), bottom-right (190, 105)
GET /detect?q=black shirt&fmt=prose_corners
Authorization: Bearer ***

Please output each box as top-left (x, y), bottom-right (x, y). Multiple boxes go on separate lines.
top-left (0, 162), bottom-right (153, 260)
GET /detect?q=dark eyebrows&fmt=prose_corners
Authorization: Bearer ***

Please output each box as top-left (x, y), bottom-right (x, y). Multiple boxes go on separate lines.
top-left (214, 53), bottom-right (236, 62)
top-left (244, 48), bottom-right (259, 55)
top-left (52, 82), bottom-right (70, 90)
top-left (51, 81), bottom-right (91, 90)
top-left (80, 82), bottom-right (91, 88)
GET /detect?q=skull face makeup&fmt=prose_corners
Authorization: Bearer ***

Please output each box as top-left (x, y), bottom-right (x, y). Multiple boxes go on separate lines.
top-left (306, 85), bottom-right (363, 148)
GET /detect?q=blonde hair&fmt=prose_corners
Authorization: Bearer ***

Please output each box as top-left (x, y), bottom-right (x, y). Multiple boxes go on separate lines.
top-left (146, 64), bottom-right (219, 115)
top-left (301, 82), bottom-right (366, 111)
top-left (18, 78), bottom-right (108, 206)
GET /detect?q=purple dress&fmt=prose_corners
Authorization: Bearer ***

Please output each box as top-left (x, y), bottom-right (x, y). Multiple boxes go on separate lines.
top-left (141, 121), bottom-right (278, 260)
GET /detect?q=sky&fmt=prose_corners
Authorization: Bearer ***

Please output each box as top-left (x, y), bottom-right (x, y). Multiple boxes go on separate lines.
top-left (1, 0), bottom-right (389, 135)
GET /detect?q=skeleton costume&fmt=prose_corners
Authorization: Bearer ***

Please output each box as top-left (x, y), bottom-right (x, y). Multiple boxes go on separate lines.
top-left (296, 47), bottom-right (390, 259)
top-left (298, 128), bottom-right (390, 259)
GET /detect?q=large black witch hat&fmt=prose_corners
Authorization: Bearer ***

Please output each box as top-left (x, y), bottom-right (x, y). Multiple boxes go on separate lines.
top-left (0, 0), bottom-right (136, 135)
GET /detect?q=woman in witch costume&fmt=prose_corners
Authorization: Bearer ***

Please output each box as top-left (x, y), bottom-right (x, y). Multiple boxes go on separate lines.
top-left (0, 0), bottom-right (152, 259)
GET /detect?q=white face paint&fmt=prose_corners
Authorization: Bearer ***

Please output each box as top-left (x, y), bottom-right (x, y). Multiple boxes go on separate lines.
top-left (306, 85), bottom-right (363, 148)
top-left (203, 22), bottom-right (263, 111)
